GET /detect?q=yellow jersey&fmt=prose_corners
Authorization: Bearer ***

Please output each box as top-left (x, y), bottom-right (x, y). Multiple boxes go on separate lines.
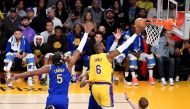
top-left (89, 53), bottom-right (113, 83)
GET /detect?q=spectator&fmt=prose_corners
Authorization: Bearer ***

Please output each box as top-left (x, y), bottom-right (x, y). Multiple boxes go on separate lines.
top-left (55, 0), bottom-right (68, 24)
top-left (3, 28), bottom-right (36, 87)
top-left (47, 26), bottom-right (69, 54)
top-left (136, 8), bottom-right (147, 19)
top-left (47, 7), bottom-right (63, 29)
top-left (151, 30), bottom-right (175, 86)
top-left (82, 12), bottom-right (97, 37)
top-left (19, 16), bottom-right (36, 43)
top-left (47, 0), bottom-right (66, 8)
top-left (30, 9), bottom-right (51, 33)
top-left (98, 25), bottom-right (106, 40)
top-left (174, 40), bottom-right (190, 81)
top-left (84, 0), bottom-right (104, 26)
top-left (112, 0), bottom-right (126, 28)
top-left (101, 8), bottom-right (119, 38)
top-left (73, 0), bottom-right (84, 20)
top-left (64, 10), bottom-right (81, 32)
top-left (125, 0), bottom-right (138, 25)
top-left (33, 0), bottom-right (47, 17)
top-left (14, 0), bottom-right (26, 17)
top-left (136, 0), bottom-right (154, 11)
top-left (40, 21), bottom-right (54, 43)
top-left (147, 1), bottom-right (157, 18)
top-left (3, 7), bottom-right (21, 39)
top-left (26, 7), bottom-right (35, 23)
top-left (30, 35), bottom-right (50, 69)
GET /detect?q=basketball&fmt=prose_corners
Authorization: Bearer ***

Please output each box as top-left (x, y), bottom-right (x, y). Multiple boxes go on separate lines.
top-left (134, 18), bottom-right (146, 29)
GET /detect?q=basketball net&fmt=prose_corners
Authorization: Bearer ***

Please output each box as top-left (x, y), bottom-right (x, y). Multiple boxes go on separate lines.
top-left (145, 24), bottom-right (163, 47)
top-left (145, 18), bottom-right (173, 47)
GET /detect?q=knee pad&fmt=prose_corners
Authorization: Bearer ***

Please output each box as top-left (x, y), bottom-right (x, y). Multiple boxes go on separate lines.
top-left (26, 54), bottom-right (36, 71)
top-left (4, 52), bottom-right (15, 63)
top-left (128, 54), bottom-right (138, 69)
top-left (147, 54), bottom-right (156, 68)
top-left (3, 52), bottom-right (15, 72)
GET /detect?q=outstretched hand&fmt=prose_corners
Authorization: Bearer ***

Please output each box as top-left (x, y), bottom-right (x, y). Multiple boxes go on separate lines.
top-left (84, 23), bottom-right (95, 34)
top-left (113, 28), bottom-right (122, 41)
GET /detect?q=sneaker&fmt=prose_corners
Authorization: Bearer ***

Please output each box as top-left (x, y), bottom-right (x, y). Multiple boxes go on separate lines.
top-left (169, 78), bottom-right (174, 86)
top-left (132, 78), bottom-right (138, 86)
top-left (124, 77), bottom-right (132, 86)
top-left (175, 76), bottom-right (179, 82)
top-left (161, 78), bottom-right (167, 86)
top-left (27, 77), bottom-right (34, 87)
top-left (148, 77), bottom-right (156, 85)
top-left (40, 78), bottom-right (46, 86)
top-left (70, 75), bottom-right (76, 83)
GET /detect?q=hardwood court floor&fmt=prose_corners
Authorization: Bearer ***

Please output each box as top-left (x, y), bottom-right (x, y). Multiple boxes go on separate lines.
top-left (0, 72), bottom-right (190, 109)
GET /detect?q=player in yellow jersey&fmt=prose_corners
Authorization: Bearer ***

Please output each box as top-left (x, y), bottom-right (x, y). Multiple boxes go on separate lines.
top-left (81, 26), bottom-right (143, 109)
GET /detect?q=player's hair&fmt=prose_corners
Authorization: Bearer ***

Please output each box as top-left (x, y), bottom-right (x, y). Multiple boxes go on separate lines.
top-left (138, 97), bottom-right (149, 109)
top-left (52, 52), bottom-right (64, 66)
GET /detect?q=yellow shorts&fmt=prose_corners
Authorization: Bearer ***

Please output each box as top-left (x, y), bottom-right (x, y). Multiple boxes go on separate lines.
top-left (91, 82), bottom-right (114, 107)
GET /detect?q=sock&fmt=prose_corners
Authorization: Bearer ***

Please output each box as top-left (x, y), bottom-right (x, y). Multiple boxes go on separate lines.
top-left (131, 71), bottom-right (136, 79)
top-left (125, 72), bottom-right (129, 78)
top-left (149, 69), bottom-right (153, 78)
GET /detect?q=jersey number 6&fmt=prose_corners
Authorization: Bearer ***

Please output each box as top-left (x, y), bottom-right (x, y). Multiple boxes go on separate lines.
top-left (96, 65), bottom-right (101, 74)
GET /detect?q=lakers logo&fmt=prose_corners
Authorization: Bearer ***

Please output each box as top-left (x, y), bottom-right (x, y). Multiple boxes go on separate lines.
top-left (74, 38), bottom-right (80, 46)
top-left (53, 41), bottom-right (62, 49)
top-left (34, 49), bottom-right (41, 56)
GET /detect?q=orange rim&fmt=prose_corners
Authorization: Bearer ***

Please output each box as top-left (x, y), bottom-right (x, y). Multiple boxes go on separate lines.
top-left (146, 18), bottom-right (174, 30)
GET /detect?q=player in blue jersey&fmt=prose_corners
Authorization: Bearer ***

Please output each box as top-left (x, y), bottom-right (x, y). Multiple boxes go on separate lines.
top-left (6, 24), bottom-right (95, 109)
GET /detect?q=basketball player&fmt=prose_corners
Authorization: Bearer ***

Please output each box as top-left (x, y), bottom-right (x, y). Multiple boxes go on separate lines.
top-left (7, 23), bottom-right (95, 109)
top-left (81, 26), bottom-right (143, 109)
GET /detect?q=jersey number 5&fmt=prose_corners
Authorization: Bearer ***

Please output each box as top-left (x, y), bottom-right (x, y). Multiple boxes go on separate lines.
top-left (57, 74), bottom-right (63, 84)
top-left (96, 65), bottom-right (101, 74)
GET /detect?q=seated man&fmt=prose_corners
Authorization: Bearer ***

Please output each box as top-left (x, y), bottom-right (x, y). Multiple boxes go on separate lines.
top-left (175, 40), bottom-right (190, 81)
top-left (3, 28), bottom-right (36, 87)
top-left (151, 30), bottom-right (175, 86)
top-left (128, 31), bottom-right (156, 86)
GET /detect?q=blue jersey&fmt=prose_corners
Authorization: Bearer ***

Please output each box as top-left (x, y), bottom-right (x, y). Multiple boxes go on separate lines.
top-left (48, 64), bottom-right (71, 95)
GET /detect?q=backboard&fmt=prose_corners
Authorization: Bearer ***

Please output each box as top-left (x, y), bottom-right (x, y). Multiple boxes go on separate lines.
top-left (157, 0), bottom-right (190, 39)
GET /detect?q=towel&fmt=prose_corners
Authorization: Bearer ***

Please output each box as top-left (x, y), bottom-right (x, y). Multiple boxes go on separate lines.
top-left (8, 35), bottom-right (26, 52)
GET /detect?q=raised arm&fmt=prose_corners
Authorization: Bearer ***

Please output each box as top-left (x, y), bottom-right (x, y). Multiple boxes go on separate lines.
top-left (67, 23), bottom-right (95, 70)
top-left (7, 65), bottom-right (50, 84)
top-left (107, 27), bottom-right (143, 63)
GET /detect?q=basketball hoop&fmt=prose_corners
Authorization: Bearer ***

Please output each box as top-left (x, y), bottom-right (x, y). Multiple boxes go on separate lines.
top-left (145, 18), bottom-right (174, 47)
